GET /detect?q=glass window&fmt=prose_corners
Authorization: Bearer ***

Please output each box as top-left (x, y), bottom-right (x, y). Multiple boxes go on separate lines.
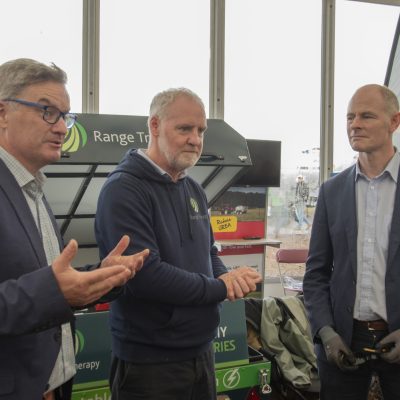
top-left (0, 1), bottom-right (83, 112)
top-left (225, 0), bottom-right (322, 265)
top-left (333, 0), bottom-right (399, 172)
top-left (99, 0), bottom-right (210, 116)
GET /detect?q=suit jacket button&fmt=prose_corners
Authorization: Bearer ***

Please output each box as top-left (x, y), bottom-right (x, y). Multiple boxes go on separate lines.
top-left (347, 306), bottom-right (352, 313)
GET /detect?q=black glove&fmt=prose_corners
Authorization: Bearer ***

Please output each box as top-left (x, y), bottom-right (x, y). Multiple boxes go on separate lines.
top-left (377, 329), bottom-right (400, 364)
top-left (319, 326), bottom-right (358, 371)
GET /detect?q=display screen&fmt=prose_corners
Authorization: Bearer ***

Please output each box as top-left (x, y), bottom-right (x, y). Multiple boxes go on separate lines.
top-left (234, 139), bottom-right (281, 187)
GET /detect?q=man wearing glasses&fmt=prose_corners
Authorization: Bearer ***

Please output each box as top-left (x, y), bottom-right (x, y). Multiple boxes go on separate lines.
top-left (0, 58), bottom-right (149, 400)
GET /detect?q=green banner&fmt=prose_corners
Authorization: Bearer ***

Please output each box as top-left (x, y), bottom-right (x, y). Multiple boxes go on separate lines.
top-left (71, 386), bottom-right (110, 400)
top-left (214, 300), bottom-right (249, 368)
top-left (73, 312), bottom-right (111, 388)
top-left (216, 362), bottom-right (271, 393)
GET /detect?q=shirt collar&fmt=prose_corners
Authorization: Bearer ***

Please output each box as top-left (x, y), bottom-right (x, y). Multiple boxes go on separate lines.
top-left (0, 145), bottom-right (46, 190)
top-left (355, 150), bottom-right (400, 183)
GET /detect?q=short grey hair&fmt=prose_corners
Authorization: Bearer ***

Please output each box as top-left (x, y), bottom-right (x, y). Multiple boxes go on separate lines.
top-left (356, 84), bottom-right (399, 116)
top-left (147, 87), bottom-right (205, 130)
top-left (379, 85), bottom-right (400, 116)
top-left (0, 58), bottom-right (67, 99)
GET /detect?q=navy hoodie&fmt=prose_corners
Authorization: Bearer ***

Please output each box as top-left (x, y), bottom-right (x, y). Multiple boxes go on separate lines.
top-left (95, 149), bottom-right (228, 363)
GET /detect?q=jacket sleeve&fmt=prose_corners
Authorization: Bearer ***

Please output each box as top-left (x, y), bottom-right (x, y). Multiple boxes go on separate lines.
top-left (0, 266), bottom-right (74, 336)
top-left (95, 175), bottom-right (227, 306)
top-left (302, 182), bottom-right (335, 341)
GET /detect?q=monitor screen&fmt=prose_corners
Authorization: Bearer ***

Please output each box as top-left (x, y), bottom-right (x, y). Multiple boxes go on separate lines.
top-left (234, 139), bottom-right (281, 187)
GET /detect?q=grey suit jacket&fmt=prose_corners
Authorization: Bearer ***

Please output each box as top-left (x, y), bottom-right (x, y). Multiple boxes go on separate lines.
top-left (0, 160), bottom-right (74, 399)
top-left (303, 163), bottom-right (400, 359)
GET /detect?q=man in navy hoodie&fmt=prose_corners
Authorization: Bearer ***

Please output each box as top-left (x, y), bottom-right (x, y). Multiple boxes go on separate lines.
top-left (95, 87), bottom-right (262, 400)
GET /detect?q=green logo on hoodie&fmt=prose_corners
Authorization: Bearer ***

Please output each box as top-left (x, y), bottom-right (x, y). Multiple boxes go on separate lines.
top-left (190, 198), bottom-right (199, 213)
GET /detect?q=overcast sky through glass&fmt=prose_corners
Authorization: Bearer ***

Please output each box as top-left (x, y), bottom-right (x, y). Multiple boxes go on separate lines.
top-left (1, 0), bottom-right (399, 175)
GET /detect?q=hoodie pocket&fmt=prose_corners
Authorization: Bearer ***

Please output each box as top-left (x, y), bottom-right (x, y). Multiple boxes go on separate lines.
top-left (157, 304), bottom-right (220, 346)
top-left (0, 373), bottom-right (14, 394)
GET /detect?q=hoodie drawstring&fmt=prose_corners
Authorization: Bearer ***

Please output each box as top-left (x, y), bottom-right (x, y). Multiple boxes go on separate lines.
top-left (183, 180), bottom-right (194, 241)
top-left (166, 184), bottom-right (184, 246)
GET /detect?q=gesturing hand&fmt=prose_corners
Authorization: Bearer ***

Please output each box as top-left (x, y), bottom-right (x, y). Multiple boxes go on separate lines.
top-left (52, 239), bottom-right (133, 307)
top-left (100, 235), bottom-right (150, 278)
top-left (218, 266), bottom-right (262, 301)
top-left (378, 329), bottom-right (400, 364)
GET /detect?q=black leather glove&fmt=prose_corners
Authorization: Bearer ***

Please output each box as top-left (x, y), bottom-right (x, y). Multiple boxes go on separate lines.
top-left (377, 329), bottom-right (400, 364)
top-left (319, 326), bottom-right (358, 371)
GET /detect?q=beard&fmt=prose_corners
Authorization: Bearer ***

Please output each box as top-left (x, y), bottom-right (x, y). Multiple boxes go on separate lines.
top-left (159, 144), bottom-right (201, 174)
top-left (167, 150), bottom-right (200, 172)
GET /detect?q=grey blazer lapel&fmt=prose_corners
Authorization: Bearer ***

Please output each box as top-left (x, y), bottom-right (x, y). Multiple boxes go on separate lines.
top-left (342, 167), bottom-right (358, 278)
top-left (0, 161), bottom-right (47, 266)
top-left (387, 165), bottom-right (400, 267)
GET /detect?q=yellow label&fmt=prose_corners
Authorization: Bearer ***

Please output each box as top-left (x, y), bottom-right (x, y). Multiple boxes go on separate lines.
top-left (211, 216), bottom-right (238, 232)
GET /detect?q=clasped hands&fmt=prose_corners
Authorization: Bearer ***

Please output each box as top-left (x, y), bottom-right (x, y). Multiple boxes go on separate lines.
top-left (218, 267), bottom-right (262, 301)
top-left (52, 235), bottom-right (149, 307)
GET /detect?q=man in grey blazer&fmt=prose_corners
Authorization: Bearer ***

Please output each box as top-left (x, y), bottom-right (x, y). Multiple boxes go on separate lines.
top-left (303, 84), bottom-right (400, 399)
top-left (0, 58), bottom-right (149, 400)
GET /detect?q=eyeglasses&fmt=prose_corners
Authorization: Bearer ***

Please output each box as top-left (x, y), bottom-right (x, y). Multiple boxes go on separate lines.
top-left (3, 98), bottom-right (77, 129)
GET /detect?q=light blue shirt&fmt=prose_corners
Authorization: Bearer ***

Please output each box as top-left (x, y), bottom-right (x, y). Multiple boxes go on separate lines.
top-left (354, 151), bottom-right (400, 322)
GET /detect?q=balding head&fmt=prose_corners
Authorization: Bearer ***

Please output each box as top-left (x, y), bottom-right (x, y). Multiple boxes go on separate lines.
top-left (349, 84), bottom-right (399, 117)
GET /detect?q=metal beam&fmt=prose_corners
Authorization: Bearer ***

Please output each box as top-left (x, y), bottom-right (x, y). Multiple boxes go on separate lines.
top-left (209, 0), bottom-right (225, 119)
top-left (82, 0), bottom-right (100, 113)
top-left (320, 0), bottom-right (335, 183)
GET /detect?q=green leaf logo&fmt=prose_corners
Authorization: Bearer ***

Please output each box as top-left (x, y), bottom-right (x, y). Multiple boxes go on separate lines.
top-left (190, 197), bottom-right (199, 213)
top-left (62, 122), bottom-right (88, 153)
top-left (74, 329), bottom-right (85, 355)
